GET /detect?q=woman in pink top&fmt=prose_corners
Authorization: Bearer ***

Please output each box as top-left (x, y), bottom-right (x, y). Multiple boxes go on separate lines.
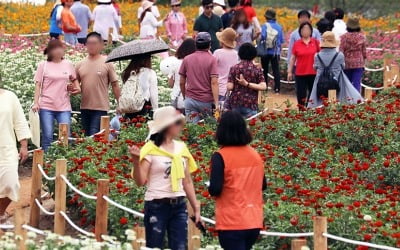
top-left (32, 40), bottom-right (81, 151)
top-left (165, 0), bottom-right (188, 48)
top-left (213, 28), bottom-right (239, 101)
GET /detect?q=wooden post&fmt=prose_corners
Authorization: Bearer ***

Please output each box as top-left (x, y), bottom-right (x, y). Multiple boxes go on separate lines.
top-left (15, 208), bottom-right (27, 250)
top-left (392, 64), bottom-right (400, 84)
top-left (95, 179), bottom-right (109, 241)
top-left (313, 216), bottom-right (327, 250)
top-left (328, 90), bottom-right (336, 104)
top-left (100, 116), bottom-right (110, 142)
top-left (108, 28), bottom-right (114, 45)
top-left (29, 150), bottom-right (44, 227)
top-left (291, 239), bottom-right (307, 250)
top-left (132, 226), bottom-right (146, 250)
top-left (364, 88), bottom-right (373, 101)
top-left (58, 123), bottom-right (68, 147)
top-left (187, 202), bottom-right (201, 250)
top-left (54, 159), bottom-right (67, 235)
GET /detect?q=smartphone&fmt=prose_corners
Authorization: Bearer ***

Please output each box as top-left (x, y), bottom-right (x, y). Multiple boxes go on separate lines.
top-left (190, 216), bottom-right (207, 235)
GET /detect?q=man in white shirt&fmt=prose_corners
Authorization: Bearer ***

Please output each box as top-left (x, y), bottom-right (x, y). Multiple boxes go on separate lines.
top-left (332, 8), bottom-right (347, 39)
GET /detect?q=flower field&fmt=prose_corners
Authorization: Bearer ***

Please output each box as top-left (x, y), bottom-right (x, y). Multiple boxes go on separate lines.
top-left (41, 88), bottom-right (400, 249)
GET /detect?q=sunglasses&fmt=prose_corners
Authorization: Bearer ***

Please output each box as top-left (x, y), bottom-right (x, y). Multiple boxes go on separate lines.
top-left (204, 4), bottom-right (214, 9)
top-left (172, 4), bottom-right (181, 7)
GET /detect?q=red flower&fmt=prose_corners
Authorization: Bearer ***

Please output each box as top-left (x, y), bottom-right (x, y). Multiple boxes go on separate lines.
top-left (119, 217), bottom-right (128, 225)
top-left (363, 234), bottom-right (372, 241)
top-left (290, 216), bottom-right (299, 226)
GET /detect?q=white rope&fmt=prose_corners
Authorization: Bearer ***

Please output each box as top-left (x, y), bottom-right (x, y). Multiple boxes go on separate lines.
top-left (200, 216), bottom-right (216, 225)
top-left (102, 195), bottom-right (144, 218)
top-left (323, 233), bottom-right (400, 250)
top-left (60, 175), bottom-right (97, 200)
top-left (34, 198), bottom-right (55, 216)
top-left (37, 164), bottom-right (56, 181)
top-left (260, 231), bottom-right (314, 237)
top-left (0, 224), bottom-right (14, 229)
top-left (71, 110), bottom-right (116, 115)
top-left (89, 129), bottom-right (106, 138)
top-left (384, 30), bottom-right (398, 34)
top-left (267, 73), bottom-right (295, 84)
top-left (2, 32), bottom-right (49, 37)
top-left (392, 75), bottom-right (398, 84)
top-left (361, 83), bottom-right (384, 90)
top-left (365, 67), bottom-right (384, 72)
top-left (59, 211), bottom-right (94, 237)
top-left (22, 224), bottom-right (47, 236)
top-left (41, 192), bottom-right (49, 198)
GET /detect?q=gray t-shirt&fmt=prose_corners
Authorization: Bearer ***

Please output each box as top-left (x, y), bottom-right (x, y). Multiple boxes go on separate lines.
top-left (235, 24), bottom-right (254, 50)
top-left (71, 2), bottom-right (92, 39)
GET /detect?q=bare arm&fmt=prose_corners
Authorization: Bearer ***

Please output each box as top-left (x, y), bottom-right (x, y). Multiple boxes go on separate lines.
top-left (168, 75), bottom-right (174, 88)
top-left (132, 158), bottom-right (150, 186)
top-left (211, 76), bottom-right (219, 108)
top-left (180, 75), bottom-right (187, 98)
top-left (288, 55), bottom-right (296, 80)
top-left (248, 81), bottom-right (267, 91)
top-left (33, 81), bottom-right (41, 110)
top-left (227, 82), bottom-right (234, 91)
top-left (111, 81), bottom-right (121, 101)
top-left (69, 79), bottom-right (81, 95)
top-left (182, 165), bottom-right (201, 223)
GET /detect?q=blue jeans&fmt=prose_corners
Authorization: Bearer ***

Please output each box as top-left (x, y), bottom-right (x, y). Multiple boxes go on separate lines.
top-left (344, 68), bottom-right (364, 93)
top-left (232, 107), bottom-right (258, 118)
top-left (64, 33), bottom-right (77, 46)
top-left (39, 109), bottom-right (71, 151)
top-left (144, 199), bottom-right (188, 250)
top-left (218, 229), bottom-right (260, 250)
top-left (80, 109), bottom-right (107, 136)
top-left (184, 97), bottom-right (213, 123)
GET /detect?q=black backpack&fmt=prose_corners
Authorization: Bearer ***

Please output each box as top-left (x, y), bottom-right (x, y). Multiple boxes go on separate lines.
top-left (316, 53), bottom-right (340, 99)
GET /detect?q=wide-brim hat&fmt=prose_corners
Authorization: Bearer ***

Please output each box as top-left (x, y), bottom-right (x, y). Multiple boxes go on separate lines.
top-left (147, 106), bottom-right (185, 138)
top-left (106, 39), bottom-right (169, 62)
top-left (170, 0), bottom-right (181, 5)
top-left (216, 28), bottom-right (237, 49)
top-left (321, 31), bottom-right (339, 48)
top-left (141, 0), bottom-right (153, 10)
top-left (98, 0), bottom-right (111, 3)
top-left (347, 17), bottom-right (360, 30)
top-left (213, 0), bottom-right (225, 7)
top-left (264, 9), bottom-right (276, 20)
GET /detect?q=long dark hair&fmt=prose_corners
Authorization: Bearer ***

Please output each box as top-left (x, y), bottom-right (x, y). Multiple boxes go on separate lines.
top-left (231, 9), bottom-right (249, 30)
top-left (175, 39), bottom-right (196, 59)
top-left (122, 55), bottom-right (152, 83)
top-left (140, 8), bottom-right (151, 23)
top-left (44, 39), bottom-right (64, 61)
top-left (150, 129), bottom-right (167, 147)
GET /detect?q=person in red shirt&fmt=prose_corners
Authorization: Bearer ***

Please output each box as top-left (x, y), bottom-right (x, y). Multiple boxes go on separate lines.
top-left (288, 22), bottom-right (320, 109)
top-left (239, 0), bottom-right (260, 31)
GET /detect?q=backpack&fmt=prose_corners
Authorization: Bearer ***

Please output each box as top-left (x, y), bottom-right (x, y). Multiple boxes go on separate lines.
top-left (119, 72), bottom-right (145, 113)
top-left (256, 23), bottom-right (279, 56)
top-left (316, 53), bottom-right (340, 99)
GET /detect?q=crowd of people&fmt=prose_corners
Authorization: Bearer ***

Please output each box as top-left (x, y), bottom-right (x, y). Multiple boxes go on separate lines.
top-left (0, 1), bottom-right (371, 250)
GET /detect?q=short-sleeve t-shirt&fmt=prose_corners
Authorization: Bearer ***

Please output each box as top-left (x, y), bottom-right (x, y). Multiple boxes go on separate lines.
top-left (34, 60), bottom-right (76, 112)
top-left (61, 8), bottom-right (80, 33)
top-left (213, 48), bottom-right (239, 96)
top-left (292, 38), bottom-right (320, 76)
top-left (76, 56), bottom-right (119, 111)
top-left (193, 14), bottom-right (223, 52)
top-left (179, 50), bottom-right (218, 103)
top-left (144, 140), bottom-right (187, 201)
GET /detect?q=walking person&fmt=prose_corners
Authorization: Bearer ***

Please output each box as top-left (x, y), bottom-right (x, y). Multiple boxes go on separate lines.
top-left (121, 54), bottom-right (159, 119)
top-left (0, 88), bottom-right (31, 224)
top-left (139, 0), bottom-right (165, 39)
top-left (92, 0), bottom-right (120, 42)
top-left (287, 10), bottom-right (321, 67)
top-left (76, 32), bottom-right (120, 136)
top-left (112, 0), bottom-right (122, 34)
top-left (308, 31), bottom-right (363, 108)
top-left (231, 9), bottom-right (256, 50)
top-left (221, 0), bottom-right (239, 28)
top-left (137, 0), bottom-right (160, 20)
top-left (165, 0), bottom-right (188, 48)
top-left (193, 0), bottom-right (223, 52)
top-left (225, 43), bottom-right (266, 118)
top-left (209, 111), bottom-right (265, 250)
top-left (71, 0), bottom-right (92, 45)
top-left (339, 17), bottom-right (367, 93)
top-left (179, 32), bottom-right (219, 123)
top-left (259, 9), bottom-right (284, 93)
top-left (129, 106), bottom-right (201, 250)
top-left (49, 1), bottom-right (64, 39)
top-left (32, 40), bottom-right (81, 151)
top-left (288, 22), bottom-right (320, 109)
top-left (61, 0), bottom-right (81, 46)
top-left (213, 28), bottom-right (239, 101)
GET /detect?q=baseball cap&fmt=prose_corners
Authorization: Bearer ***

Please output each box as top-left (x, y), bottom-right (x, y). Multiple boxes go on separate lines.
top-left (195, 32), bottom-right (211, 44)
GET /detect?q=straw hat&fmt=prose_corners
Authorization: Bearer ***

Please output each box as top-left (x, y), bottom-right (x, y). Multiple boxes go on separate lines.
top-left (170, 0), bottom-right (181, 5)
top-left (141, 0), bottom-right (153, 11)
top-left (216, 28), bottom-right (237, 49)
top-left (213, 5), bottom-right (225, 16)
top-left (147, 106), bottom-right (185, 138)
top-left (347, 17), bottom-right (361, 30)
top-left (321, 31), bottom-right (339, 48)
top-left (213, 0), bottom-right (225, 7)
top-left (98, 0), bottom-right (111, 3)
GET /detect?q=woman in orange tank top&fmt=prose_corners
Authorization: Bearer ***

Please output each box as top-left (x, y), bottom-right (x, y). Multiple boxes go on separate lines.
top-left (209, 111), bottom-right (266, 250)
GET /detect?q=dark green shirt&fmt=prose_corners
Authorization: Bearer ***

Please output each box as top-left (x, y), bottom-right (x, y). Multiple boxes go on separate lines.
top-left (193, 13), bottom-right (223, 52)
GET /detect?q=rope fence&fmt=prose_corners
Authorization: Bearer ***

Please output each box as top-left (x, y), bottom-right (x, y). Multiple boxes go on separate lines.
top-left (323, 233), bottom-right (400, 250)
top-left (59, 211), bottom-right (94, 237)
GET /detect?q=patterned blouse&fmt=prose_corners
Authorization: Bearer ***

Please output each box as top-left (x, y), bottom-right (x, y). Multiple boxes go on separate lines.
top-left (339, 32), bottom-right (367, 69)
top-left (226, 60), bottom-right (265, 111)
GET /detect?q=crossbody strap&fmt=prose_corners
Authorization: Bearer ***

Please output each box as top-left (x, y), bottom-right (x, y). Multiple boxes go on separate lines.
top-left (39, 61), bottom-right (47, 97)
top-left (317, 52), bottom-right (339, 70)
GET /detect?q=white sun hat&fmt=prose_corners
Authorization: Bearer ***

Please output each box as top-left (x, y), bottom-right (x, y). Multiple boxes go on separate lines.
top-left (147, 106), bottom-right (185, 139)
top-left (213, 0), bottom-right (225, 6)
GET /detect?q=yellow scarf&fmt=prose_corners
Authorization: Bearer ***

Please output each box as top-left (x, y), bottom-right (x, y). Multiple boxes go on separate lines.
top-left (139, 141), bottom-right (198, 192)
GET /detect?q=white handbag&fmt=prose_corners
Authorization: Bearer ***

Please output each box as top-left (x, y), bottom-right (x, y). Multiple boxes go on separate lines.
top-left (119, 71), bottom-right (145, 113)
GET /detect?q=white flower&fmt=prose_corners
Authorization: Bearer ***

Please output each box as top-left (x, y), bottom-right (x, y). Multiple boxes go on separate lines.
top-left (363, 215), bottom-right (372, 221)
top-left (26, 231), bottom-right (37, 239)
top-left (301, 246), bottom-right (310, 250)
